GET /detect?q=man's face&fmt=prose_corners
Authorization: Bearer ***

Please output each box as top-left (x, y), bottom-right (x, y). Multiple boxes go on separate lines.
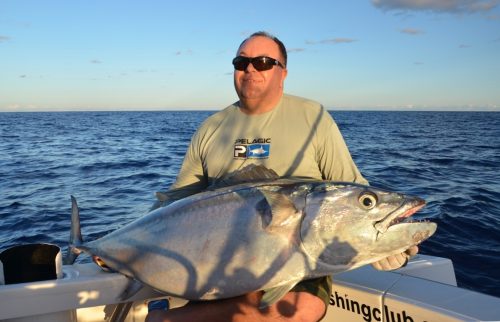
top-left (233, 36), bottom-right (287, 110)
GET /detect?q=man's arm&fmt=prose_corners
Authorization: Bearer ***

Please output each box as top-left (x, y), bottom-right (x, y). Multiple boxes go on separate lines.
top-left (146, 290), bottom-right (326, 322)
top-left (316, 112), bottom-right (367, 184)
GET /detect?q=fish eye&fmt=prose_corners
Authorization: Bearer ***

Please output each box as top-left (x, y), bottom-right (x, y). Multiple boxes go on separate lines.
top-left (359, 192), bottom-right (378, 210)
top-left (93, 255), bottom-right (112, 272)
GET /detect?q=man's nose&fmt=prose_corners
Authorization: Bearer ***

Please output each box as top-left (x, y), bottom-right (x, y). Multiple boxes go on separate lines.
top-left (245, 61), bottom-right (257, 72)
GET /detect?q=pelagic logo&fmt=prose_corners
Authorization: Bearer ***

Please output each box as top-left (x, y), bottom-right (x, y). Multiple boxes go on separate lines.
top-left (234, 138), bottom-right (271, 159)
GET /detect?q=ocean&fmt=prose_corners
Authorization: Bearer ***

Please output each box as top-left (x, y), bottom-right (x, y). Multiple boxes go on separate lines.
top-left (0, 110), bottom-right (499, 298)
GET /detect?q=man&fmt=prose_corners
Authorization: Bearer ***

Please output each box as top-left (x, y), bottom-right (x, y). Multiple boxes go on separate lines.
top-left (146, 31), bottom-right (416, 322)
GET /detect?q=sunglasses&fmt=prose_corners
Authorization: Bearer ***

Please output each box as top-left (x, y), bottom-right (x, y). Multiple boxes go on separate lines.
top-left (232, 56), bottom-right (285, 71)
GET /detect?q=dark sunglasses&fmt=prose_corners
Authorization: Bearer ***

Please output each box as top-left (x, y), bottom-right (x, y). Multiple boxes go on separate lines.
top-left (232, 56), bottom-right (285, 71)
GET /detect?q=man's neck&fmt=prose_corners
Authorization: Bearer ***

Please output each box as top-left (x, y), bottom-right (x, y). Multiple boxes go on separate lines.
top-left (239, 93), bottom-right (283, 115)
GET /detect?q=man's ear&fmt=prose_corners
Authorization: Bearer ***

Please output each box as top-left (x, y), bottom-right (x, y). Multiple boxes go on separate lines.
top-left (280, 68), bottom-right (288, 88)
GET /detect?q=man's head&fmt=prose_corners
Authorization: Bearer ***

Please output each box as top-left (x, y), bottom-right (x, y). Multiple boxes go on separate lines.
top-left (233, 32), bottom-right (288, 114)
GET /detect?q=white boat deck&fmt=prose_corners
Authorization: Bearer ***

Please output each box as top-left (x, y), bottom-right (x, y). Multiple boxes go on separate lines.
top-left (1, 255), bottom-right (499, 321)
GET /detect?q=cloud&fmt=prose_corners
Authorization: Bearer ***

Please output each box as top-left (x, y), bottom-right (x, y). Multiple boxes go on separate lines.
top-left (0, 35), bottom-right (11, 42)
top-left (287, 48), bottom-right (306, 53)
top-left (306, 38), bottom-right (357, 45)
top-left (3, 104), bottom-right (39, 111)
top-left (90, 59), bottom-right (102, 64)
top-left (372, 0), bottom-right (499, 13)
top-left (486, 13), bottom-right (500, 19)
top-left (400, 28), bottom-right (425, 35)
top-left (175, 49), bottom-right (193, 56)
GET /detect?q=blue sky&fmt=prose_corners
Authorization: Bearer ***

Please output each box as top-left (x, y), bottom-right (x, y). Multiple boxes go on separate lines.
top-left (1, 0), bottom-right (499, 111)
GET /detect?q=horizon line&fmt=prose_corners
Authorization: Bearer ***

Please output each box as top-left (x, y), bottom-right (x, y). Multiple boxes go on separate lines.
top-left (1, 106), bottom-right (499, 113)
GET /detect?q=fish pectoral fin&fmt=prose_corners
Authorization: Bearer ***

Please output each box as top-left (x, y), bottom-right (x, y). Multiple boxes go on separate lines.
top-left (259, 190), bottom-right (302, 231)
top-left (260, 282), bottom-right (300, 309)
top-left (118, 278), bottom-right (144, 301)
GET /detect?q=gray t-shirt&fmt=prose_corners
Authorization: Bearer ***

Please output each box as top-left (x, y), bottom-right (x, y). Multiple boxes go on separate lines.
top-left (170, 94), bottom-right (367, 195)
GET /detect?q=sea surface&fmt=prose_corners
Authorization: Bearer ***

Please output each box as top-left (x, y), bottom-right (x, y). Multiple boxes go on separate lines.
top-left (1, 111), bottom-right (499, 298)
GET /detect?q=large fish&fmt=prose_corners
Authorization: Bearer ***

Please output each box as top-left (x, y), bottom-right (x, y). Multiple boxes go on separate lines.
top-left (67, 166), bottom-right (436, 306)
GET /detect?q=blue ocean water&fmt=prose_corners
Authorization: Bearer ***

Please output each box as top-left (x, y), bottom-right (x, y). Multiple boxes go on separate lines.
top-left (1, 111), bottom-right (499, 298)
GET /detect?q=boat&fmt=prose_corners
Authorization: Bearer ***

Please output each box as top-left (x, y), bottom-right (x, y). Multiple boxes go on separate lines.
top-left (1, 244), bottom-right (499, 321)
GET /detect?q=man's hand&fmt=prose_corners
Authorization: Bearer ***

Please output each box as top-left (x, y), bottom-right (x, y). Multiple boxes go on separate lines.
top-left (371, 246), bottom-right (419, 271)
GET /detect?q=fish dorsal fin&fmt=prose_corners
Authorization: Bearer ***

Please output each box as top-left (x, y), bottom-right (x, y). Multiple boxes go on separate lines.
top-left (210, 164), bottom-right (279, 189)
top-left (259, 189), bottom-right (302, 232)
top-left (153, 185), bottom-right (201, 209)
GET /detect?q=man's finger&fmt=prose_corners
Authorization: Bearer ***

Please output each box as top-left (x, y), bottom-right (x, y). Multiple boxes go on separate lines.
top-left (405, 245), bottom-right (419, 257)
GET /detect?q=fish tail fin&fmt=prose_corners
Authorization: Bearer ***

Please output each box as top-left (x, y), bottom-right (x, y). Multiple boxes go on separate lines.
top-left (64, 195), bottom-right (84, 265)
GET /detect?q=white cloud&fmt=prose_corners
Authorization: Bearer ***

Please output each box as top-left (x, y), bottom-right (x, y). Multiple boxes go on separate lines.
top-left (372, 0), bottom-right (499, 13)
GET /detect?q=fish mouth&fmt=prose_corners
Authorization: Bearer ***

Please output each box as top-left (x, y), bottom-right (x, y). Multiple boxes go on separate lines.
top-left (374, 196), bottom-right (426, 235)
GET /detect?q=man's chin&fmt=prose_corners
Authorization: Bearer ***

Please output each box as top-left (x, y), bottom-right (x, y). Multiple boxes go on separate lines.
top-left (239, 86), bottom-right (263, 98)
